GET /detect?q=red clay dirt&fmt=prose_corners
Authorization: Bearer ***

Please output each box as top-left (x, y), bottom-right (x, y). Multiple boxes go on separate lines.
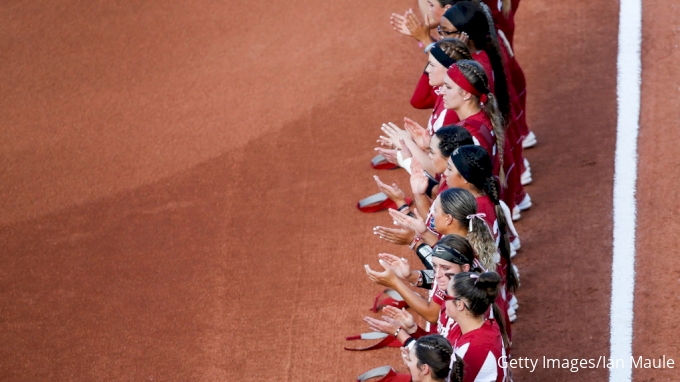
top-left (0, 0), bottom-right (673, 381)
top-left (633, 1), bottom-right (680, 381)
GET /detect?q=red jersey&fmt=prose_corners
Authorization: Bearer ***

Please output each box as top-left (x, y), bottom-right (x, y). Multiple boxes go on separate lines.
top-left (449, 320), bottom-right (507, 382)
top-left (431, 283), bottom-right (456, 338)
top-left (411, 71), bottom-right (438, 110)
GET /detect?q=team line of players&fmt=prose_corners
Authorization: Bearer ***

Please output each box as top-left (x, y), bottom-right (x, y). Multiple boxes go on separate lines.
top-left (350, 1), bottom-right (537, 381)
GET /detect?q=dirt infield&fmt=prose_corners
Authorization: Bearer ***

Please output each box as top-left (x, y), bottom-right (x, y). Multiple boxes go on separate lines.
top-left (633, 1), bottom-right (680, 381)
top-left (0, 0), bottom-right (676, 381)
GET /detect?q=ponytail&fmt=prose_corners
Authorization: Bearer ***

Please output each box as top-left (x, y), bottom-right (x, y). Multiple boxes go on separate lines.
top-left (483, 177), bottom-right (519, 292)
top-left (492, 302), bottom-right (510, 349)
top-left (466, 216), bottom-right (498, 272)
top-left (482, 93), bottom-right (506, 186)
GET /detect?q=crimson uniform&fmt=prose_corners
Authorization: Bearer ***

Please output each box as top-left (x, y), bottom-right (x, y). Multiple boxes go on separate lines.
top-left (449, 320), bottom-right (507, 382)
top-left (466, 51), bottom-right (527, 208)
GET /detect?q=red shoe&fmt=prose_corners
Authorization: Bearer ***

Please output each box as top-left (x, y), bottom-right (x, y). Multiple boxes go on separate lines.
top-left (344, 332), bottom-right (402, 351)
top-left (371, 289), bottom-right (408, 313)
top-left (357, 192), bottom-right (411, 213)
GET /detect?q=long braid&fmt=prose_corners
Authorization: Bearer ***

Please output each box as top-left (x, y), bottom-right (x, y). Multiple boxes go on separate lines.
top-left (484, 176), bottom-right (519, 291)
top-left (448, 355), bottom-right (465, 382)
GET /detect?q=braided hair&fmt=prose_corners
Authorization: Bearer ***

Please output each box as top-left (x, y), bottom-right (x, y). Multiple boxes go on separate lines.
top-left (435, 125), bottom-right (474, 158)
top-left (435, 38), bottom-right (472, 62)
top-left (449, 145), bottom-right (519, 292)
top-left (414, 335), bottom-right (459, 381)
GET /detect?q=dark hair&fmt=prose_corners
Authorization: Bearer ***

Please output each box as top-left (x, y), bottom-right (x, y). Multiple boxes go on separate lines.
top-left (434, 125), bottom-right (474, 157)
top-left (449, 145), bottom-right (518, 291)
top-left (443, 2), bottom-right (511, 121)
top-left (438, 188), bottom-right (496, 271)
top-left (450, 271), bottom-right (509, 348)
top-left (436, 0), bottom-right (461, 7)
top-left (414, 335), bottom-right (455, 381)
top-left (433, 234), bottom-right (476, 267)
top-left (435, 38), bottom-right (472, 62)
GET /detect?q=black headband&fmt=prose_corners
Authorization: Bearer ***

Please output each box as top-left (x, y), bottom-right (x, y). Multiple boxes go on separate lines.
top-left (432, 243), bottom-right (469, 265)
top-left (429, 44), bottom-right (456, 68)
top-left (450, 147), bottom-right (487, 190)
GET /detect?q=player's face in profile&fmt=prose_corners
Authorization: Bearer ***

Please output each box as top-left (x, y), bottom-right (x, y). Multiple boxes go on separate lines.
top-left (432, 197), bottom-right (449, 232)
top-left (405, 345), bottom-right (424, 381)
top-left (428, 0), bottom-right (447, 25)
top-left (443, 157), bottom-right (466, 188)
top-left (432, 256), bottom-right (462, 291)
top-left (442, 75), bottom-right (466, 110)
top-left (426, 53), bottom-right (448, 87)
top-left (428, 135), bottom-right (448, 174)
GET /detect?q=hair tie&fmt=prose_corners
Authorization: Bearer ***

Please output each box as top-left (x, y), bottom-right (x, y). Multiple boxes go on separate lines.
top-left (466, 213), bottom-right (487, 232)
top-left (469, 273), bottom-right (480, 285)
top-left (479, 93), bottom-right (488, 105)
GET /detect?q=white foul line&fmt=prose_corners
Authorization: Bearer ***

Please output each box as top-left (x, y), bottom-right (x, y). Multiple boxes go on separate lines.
top-left (610, 0), bottom-right (642, 381)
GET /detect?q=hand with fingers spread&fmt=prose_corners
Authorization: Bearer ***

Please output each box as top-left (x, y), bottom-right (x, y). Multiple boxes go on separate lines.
top-left (404, 9), bottom-right (434, 47)
top-left (390, 12), bottom-right (411, 37)
top-left (376, 135), bottom-right (395, 148)
top-left (364, 259), bottom-right (400, 288)
top-left (404, 117), bottom-right (430, 151)
top-left (363, 315), bottom-right (399, 335)
top-left (383, 306), bottom-right (416, 333)
top-left (374, 147), bottom-right (398, 165)
top-left (380, 122), bottom-right (410, 150)
top-left (389, 207), bottom-right (427, 236)
top-left (377, 253), bottom-right (411, 280)
top-left (373, 175), bottom-right (406, 206)
top-left (409, 158), bottom-right (430, 196)
top-left (373, 225), bottom-right (415, 246)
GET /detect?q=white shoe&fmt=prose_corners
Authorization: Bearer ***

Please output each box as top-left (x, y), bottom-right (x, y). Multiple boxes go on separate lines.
top-left (510, 248), bottom-right (517, 259)
top-left (524, 158), bottom-right (531, 169)
top-left (510, 295), bottom-right (519, 310)
top-left (512, 264), bottom-right (520, 280)
top-left (512, 206), bottom-right (521, 221)
top-left (521, 169), bottom-right (533, 186)
top-left (510, 237), bottom-right (521, 252)
top-left (523, 131), bottom-right (537, 148)
top-left (508, 308), bottom-right (517, 323)
top-left (517, 194), bottom-right (532, 211)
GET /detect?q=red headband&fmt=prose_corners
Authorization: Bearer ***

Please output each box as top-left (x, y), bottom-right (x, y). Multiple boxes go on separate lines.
top-left (447, 65), bottom-right (488, 105)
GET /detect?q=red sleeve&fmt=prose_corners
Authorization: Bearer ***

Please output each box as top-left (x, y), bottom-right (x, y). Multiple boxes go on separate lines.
top-left (410, 72), bottom-right (438, 109)
top-left (410, 326), bottom-right (430, 339)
